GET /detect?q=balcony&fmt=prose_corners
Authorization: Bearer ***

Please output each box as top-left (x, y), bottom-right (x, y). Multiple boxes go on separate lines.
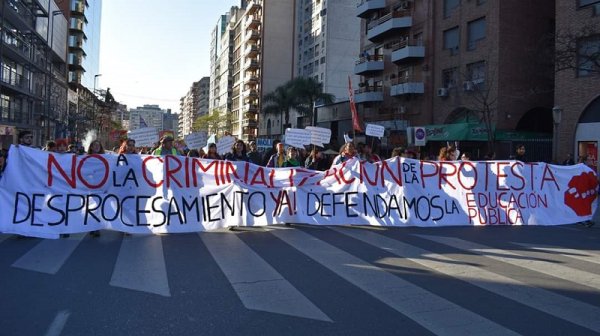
top-left (247, 0), bottom-right (261, 15)
top-left (246, 104), bottom-right (259, 113)
top-left (245, 60), bottom-right (259, 71)
top-left (248, 30), bottom-right (260, 41)
top-left (356, 0), bottom-right (386, 18)
top-left (244, 75), bottom-right (259, 86)
top-left (245, 90), bottom-right (259, 100)
top-left (245, 44), bottom-right (259, 58)
top-left (367, 11), bottom-right (412, 42)
top-left (391, 40), bottom-right (425, 63)
top-left (244, 110), bottom-right (258, 119)
top-left (242, 118), bottom-right (258, 128)
top-left (354, 54), bottom-right (384, 75)
top-left (5, 0), bottom-right (34, 32)
top-left (245, 15), bottom-right (261, 30)
top-left (354, 87), bottom-right (384, 104)
top-left (1, 69), bottom-right (31, 94)
top-left (390, 78), bottom-right (424, 96)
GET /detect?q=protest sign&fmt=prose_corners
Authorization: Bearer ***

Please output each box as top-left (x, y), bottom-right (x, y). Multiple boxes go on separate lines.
top-left (0, 146), bottom-right (597, 238)
top-left (185, 132), bottom-right (208, 150)
top-left (305, 126), bottom-right (331, 147)
top-left (217, 136), bottom-right (236, 155)
top-left (285, 128), bottom-right (311, 148)
top-left (128, 128), bottom-right (159, 147)
top-left (365, 124), bottom-right (385, 138)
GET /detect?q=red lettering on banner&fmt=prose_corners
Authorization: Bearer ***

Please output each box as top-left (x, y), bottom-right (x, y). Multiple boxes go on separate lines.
top-left (77, 155), bottom-right (109, 189)
top-left (319, 167), bottom-right (341, 185)
top-left (526, 163), bottom-right (539, 190)
top-left (380, 160), bottom-right (402, 187)
top-left (223, 161), bottom-right (240, 184)
top-left (541, 165), bottom-right (560, 191)
top-left (165, 155), bottom-right (183, 188)
top-left (360, 161), bottom-right (380, 186)
top-left (47, 153), bottom-right (76, 188)
top-left (466, 193), bottom-right (476, 207)
top-left (438, 162), bottom-right (457, 190)
top-left (482, 161), bottom-right (494, 191)
top-left (192, 159), bottom-right (218, 186)
top-left (250, 167), bottom-right (269, 187)
top-left (457, 162), bottom-right (477, 190)
top-left (338, 162), bottom-right (356, 184)
top-left (420, 160), bottom-right (439, 188)
top-left (184, 157), bottom-right (190, 187)
top-left (510, 162), bottom-right (526, 191)
top-left (295, 168), bottom-right (318, 187)
top-left (142, 156), bottom-right (163, 188)
top-left (496, 162), bottom-right (510, 191)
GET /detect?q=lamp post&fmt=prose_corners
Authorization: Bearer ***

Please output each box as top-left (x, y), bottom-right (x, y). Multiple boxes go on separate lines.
top-left (552, 105), bottom-right (563, 163)
top-left (93, 74), bottom-right (102, 132)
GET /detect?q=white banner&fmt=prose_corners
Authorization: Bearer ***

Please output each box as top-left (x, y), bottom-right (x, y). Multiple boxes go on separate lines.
top-left (185, 132), bottom-right (208, 150)
top-left (128, 127), bottom-right (159, 147)
top-left (216, 136), bottom-right (236, 155)
top-left (0, 146), bottom-right (598, 238)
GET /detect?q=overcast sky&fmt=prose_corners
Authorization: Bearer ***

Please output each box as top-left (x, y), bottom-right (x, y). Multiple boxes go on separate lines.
top-left (99, 1), bottom-right (237, 112)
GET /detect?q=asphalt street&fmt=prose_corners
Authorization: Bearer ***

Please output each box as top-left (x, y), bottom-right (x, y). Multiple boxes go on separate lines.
top-left (0, 223), bottom-right (599, 336)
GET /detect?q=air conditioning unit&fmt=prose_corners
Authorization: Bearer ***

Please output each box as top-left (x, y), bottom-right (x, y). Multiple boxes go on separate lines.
top-left (437, 87), bottom-right (449, 97)
top-left (463, 81), bottom-right (475, 91)
top-left (399, 106), bottom-right (407, 114)
top-left (400, 1), bottom-right (410, 9)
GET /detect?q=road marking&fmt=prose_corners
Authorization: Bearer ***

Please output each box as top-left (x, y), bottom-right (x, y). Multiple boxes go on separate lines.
top-left (416, 235), bottom-right (600, 291)
top-left (200, 232), bottom-right (331, 321)
top-left (110, 235), bottom-right (170, 297)
top-left (0, 234), bottom-right (11, 244)
top-left (12, 234), bottom-right (86, 274)
top-left (44, 310), bottom-right (70, 336)
top-left (271, 228), bottom-right (518, 336)
top-left (334, 228), bottom-right (600, 333)
top-left (511, 243), bottom-right (600, 265)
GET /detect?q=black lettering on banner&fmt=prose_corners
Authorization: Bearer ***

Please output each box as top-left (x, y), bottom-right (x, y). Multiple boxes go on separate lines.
top-left (136, 196), bottom-right (152, 226)
top-left (181, 197), bottom-right (200, 223)
top-left (151, 196), bottom-right (167, 226)
top-left (375, 194), bottom-right (388, 219)
top-left (122, 169), bottom-right (139, 187)
top-left (430, 195), bottom-right (444, 221)
top-left (306, 192), bottom-right (319, 216)
top-left (248, 192), bottom-right (265, 217)
top-left (320, 193), bottom-right (332, 217)
top-left (387, 194), bottom-right (403, 219)
top-left (84, 194), bottom-right (102, 225)
top-left (47, 195), bottom-right (66, 225)
top-left (167, 197), bottom-right (184, 225)
top-left (120, 196), bottom-right (135, 226)
top-left (101, 194), bottom-right (120, 221)
top-left (31, 193), bottom-right (45, 227)
top-left (116, 154), bottom-right (129, 166)
top-left (66, 194), bottom-right (86, 227)
top-left (363, 193), bottom-right (380, 218)
top-left (332, 192), bottom-right (344, 217)
top-left (220, 193), bottom-right (235, 218)
top-left (205, 193), bottom-right (220, 222)
top-left (345, 192), bottom-right (359, 217)
top-left (234, 191), bottom-right (248, 214)
top-left (13, 192), bottom-right (31, 224)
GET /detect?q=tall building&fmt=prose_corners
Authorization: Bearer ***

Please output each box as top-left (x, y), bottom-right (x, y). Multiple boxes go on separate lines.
top-left (179, 77), bottom-right (210, 137)
top-left (294, 0), bottom-right (360, 102)
top-left (555, 0), bottom-right (600, 171)
top-left (129, 104), bottom-right (165, 131)
top-left (162, 109), bottom-right (178, 138)
top-left (209, 0), bottom-right (295, 141)
top-left (0, 0), bottom-right (68, 147)
top-left (355, 0), bottom-right (556, 159)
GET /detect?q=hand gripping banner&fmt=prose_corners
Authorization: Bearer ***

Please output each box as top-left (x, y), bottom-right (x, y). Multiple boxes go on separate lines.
top-left (0, 146), bottom-right (597, 238)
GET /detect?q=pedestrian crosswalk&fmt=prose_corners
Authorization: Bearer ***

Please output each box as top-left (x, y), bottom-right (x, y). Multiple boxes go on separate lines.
top-left (1, 226), bottom-right (599, 335)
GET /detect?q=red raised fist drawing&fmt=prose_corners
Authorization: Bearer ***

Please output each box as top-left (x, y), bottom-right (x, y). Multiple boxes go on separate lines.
top-left (565, 172), bottom-right (599, 216)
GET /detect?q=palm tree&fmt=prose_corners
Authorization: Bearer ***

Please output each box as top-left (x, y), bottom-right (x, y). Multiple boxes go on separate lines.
top-left (290, 77), bottom-right (335, 126)
top-left (262, 81), bottom-right (296, 136)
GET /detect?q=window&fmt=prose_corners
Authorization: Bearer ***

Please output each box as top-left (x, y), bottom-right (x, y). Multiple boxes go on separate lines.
top-left (444, 0), bottom-right (460, 18)
top-left (579, 0), bottom-right (600, 7)
top-left (467, 17), bottom-right (486, 50)
top-left (467, 61), bottom-right (486, 89)
top-left (442, 67), bottom-right (458, 88)
top-left (477, 0), bottom-right (486, 4)
top-left (443, 27), bottom-right (460, 55)
top-left (577, 35), bottom-right (600, 77)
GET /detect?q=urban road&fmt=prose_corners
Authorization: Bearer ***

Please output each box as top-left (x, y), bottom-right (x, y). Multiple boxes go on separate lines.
top-left (1, 221), bottom-right (599, 336)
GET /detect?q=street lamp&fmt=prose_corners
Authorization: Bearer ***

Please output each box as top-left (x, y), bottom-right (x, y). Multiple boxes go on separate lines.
top-left (552, 105), bottom-right (563, 163)
top-left (92, 74), bottom-right (102, 132)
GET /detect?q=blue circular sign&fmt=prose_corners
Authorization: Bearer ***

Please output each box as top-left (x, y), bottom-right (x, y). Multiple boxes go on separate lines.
top-left (415, 128), bottom-right (425, 140)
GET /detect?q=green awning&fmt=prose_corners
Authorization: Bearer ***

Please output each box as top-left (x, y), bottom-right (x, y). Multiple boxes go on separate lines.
top-left (424, 123), bottom-right (551, 142)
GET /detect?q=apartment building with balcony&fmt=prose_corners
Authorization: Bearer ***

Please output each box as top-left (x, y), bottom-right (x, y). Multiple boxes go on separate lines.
top-left (356, 0), bottom-right (555, 158)
top-left (210, 10), bottom-right (236, 118)
top-left (0, 0), bottom-right (68, 147)
top-left (294, 0), bottom-right (360, 127)
top-left (129, 104), bottom-right (165, 131)
top-left (554, 0), bottom-right (600, 171)
top-left (179, 77), bottom-right (210, 137)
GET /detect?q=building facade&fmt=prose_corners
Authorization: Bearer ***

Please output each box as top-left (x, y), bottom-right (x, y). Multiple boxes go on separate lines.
top-left (355, 0), bottom-right (555, 159)
top-left (555, 0), bottom-right (600, 172)
top-left (179, 77), bottom-right (210, 137)
top-left (0, 0), bottom-right (68, 147)
top-left (129, 104), bottom-right (165, 131)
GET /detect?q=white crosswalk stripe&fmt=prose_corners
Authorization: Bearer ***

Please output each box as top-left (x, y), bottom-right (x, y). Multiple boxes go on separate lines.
top-left (415, 235), bottom-right (600, 291)
top-left (11, 233), bottom-right (86, 274)
top-left (334, 228), bottom-right (600, 333)
top-left (511, 242), bottom-right (600, 265)
top-left (110, 235), bottom-right (170, 297)
top-left (271, 227), bottom-right (519, 336)
top-left (200, 232), bottom-right (331, 321)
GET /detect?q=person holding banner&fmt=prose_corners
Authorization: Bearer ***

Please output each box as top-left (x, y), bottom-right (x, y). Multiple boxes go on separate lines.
top-left (283, 147), bottom-right (302, 167)
top-left (224, 140), bottom-right (250, 162)
top-left (305, 147), bottom-right (328, 171)
top-left (152, 135), bottom-right (180, 156)
top-left (358, 143), bottom-right (381, 163)
top-left (202, 143), bottom-right (222, 160)
top-left (87, 140), bottom-right (106, 155)
top-left (267, 142), bottom-right (286, 168)
top-left (247, 141), bottom-right (261, 164)
top-left (118, 139), bottom-right (137, 154)
top-left (331, 143), bottom-right (357, 166)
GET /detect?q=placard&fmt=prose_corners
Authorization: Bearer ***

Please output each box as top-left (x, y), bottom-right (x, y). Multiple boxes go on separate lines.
top-left (365, 124), bottom-right (385, 138)
top-left (305, 126), bottom-right (331, 147)
top-left (285, 128), bottom-right (311, 148)
top-left (127, 127), bottom-right (159, 147)
top-left (217, 135), bottom-right (236, 155)
top-left (185, 132), bottom-right (208, 150)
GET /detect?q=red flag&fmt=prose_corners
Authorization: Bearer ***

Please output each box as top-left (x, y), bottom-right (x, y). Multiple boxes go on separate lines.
top-left (348, 76), bottom-right (363, 132)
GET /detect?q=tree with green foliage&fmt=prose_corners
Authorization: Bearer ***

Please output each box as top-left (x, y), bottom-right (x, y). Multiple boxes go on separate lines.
top-left (192, 109), bottom-right (232, 136)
